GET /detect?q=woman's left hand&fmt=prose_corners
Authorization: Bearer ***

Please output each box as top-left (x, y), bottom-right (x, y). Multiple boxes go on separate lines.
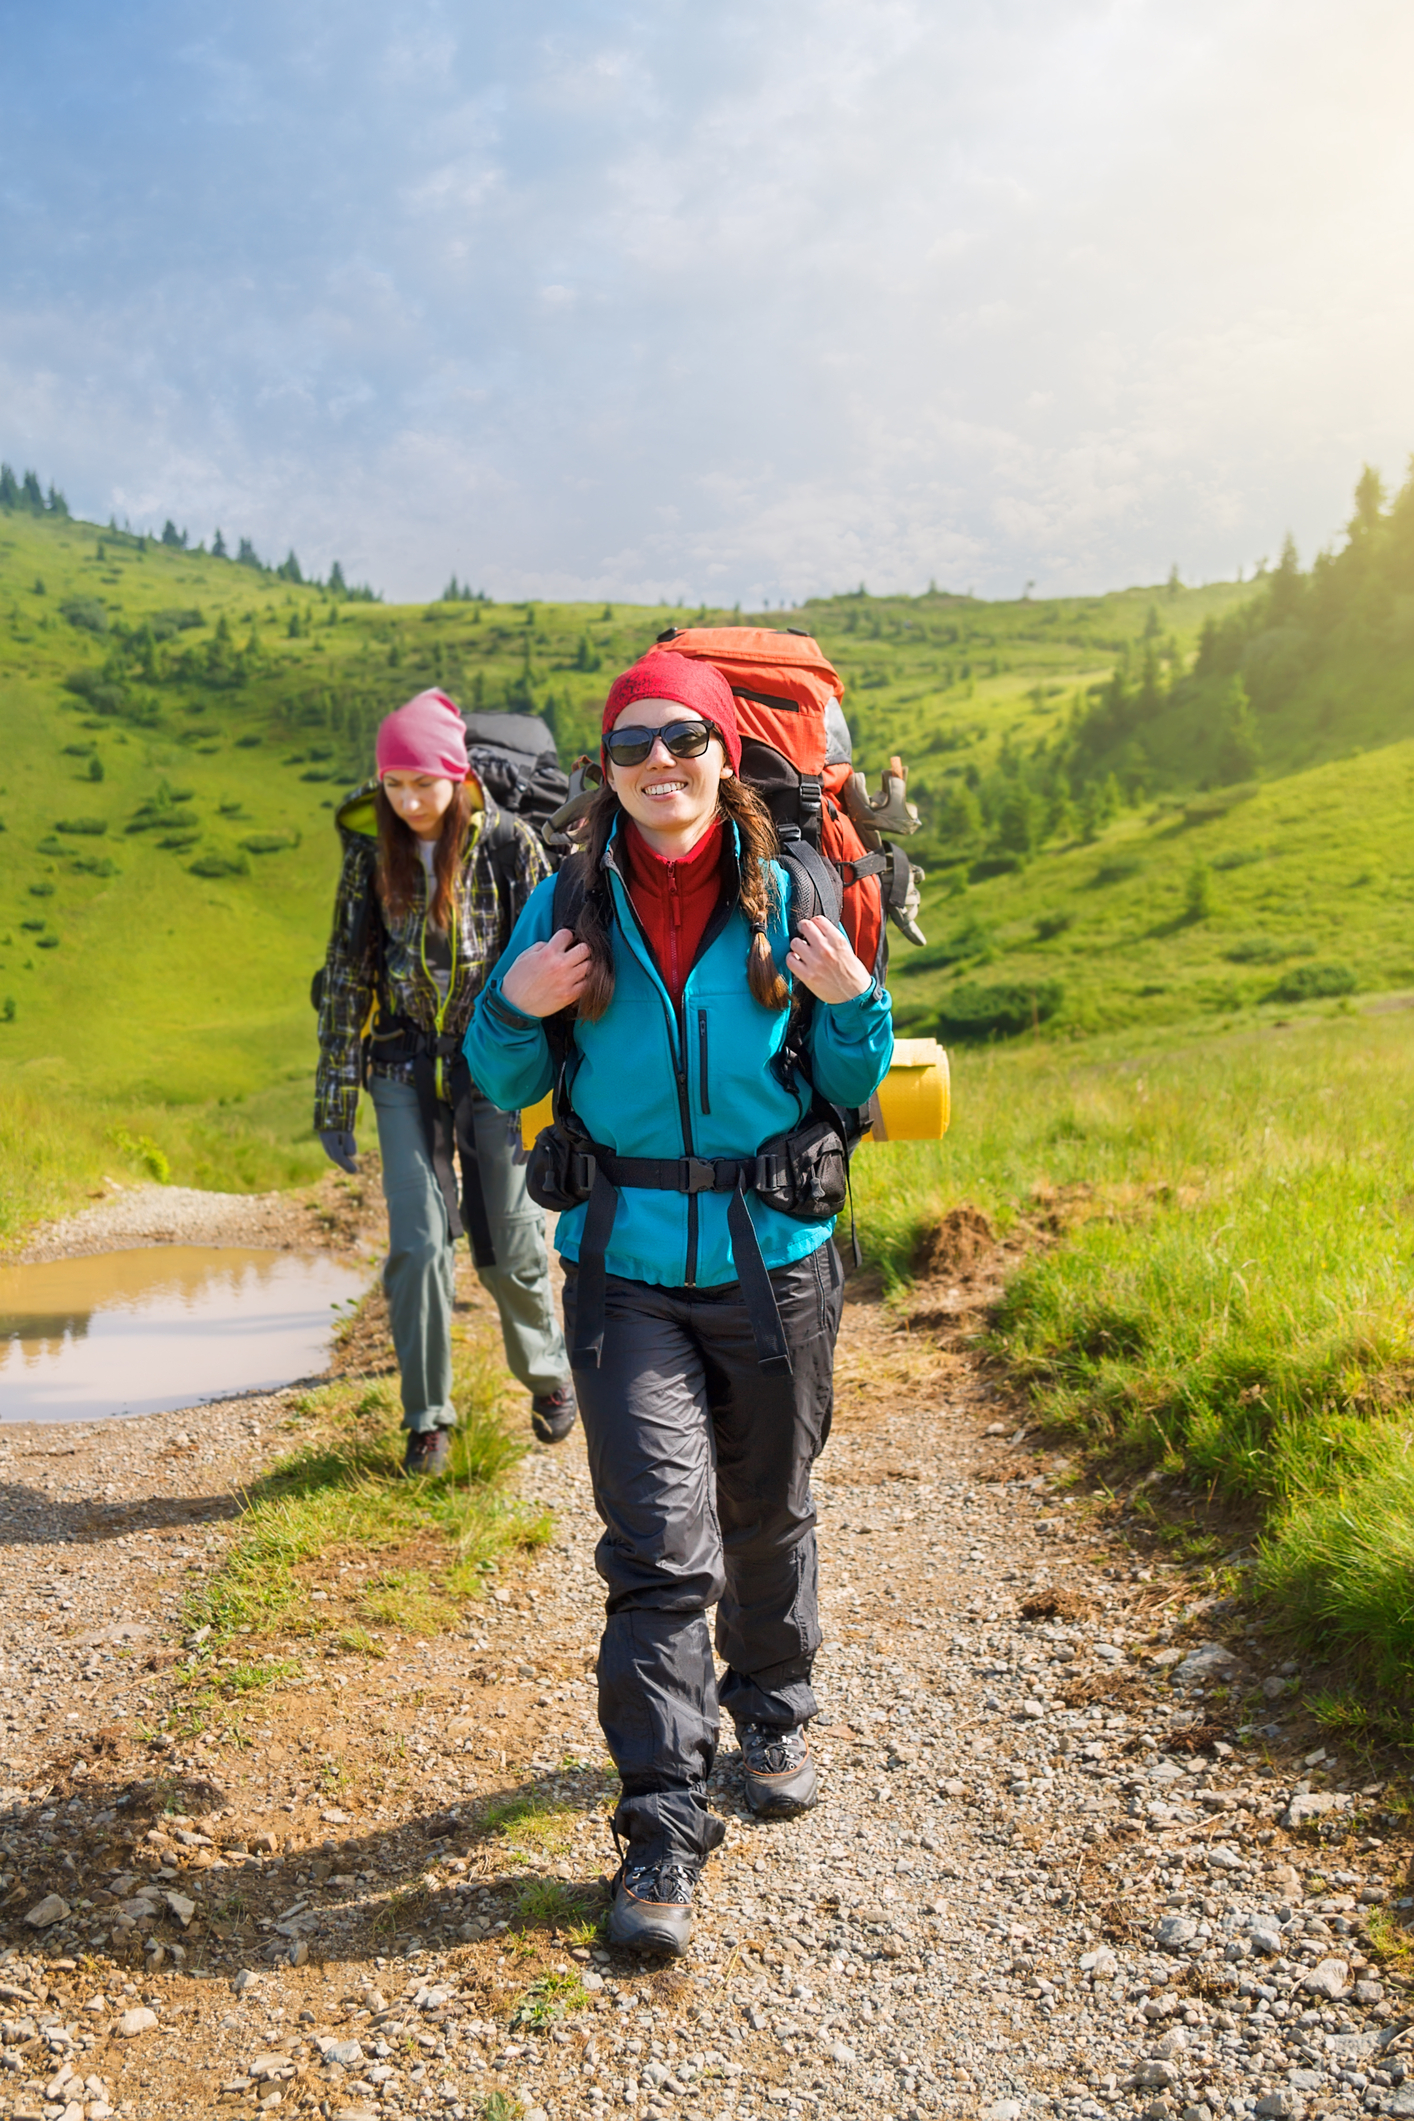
top-left (785, 915), bottom-right (873, 1003)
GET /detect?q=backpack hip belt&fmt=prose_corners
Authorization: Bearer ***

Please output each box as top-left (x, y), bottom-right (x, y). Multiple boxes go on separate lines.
top-left (529, 1114), bottom-right (848, 1380)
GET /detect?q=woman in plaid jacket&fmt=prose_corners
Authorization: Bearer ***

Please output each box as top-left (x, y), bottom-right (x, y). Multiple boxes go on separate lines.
top-left (315, 689), bottom-right (576, 1473)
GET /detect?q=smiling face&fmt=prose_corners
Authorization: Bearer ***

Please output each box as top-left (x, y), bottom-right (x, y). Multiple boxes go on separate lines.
top-left (380, 769), bottom-right (458, 841)
top-left (604, 696), bottom-right (729, 857)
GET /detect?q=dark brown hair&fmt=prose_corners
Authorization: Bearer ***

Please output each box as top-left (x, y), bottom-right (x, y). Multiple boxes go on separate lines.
top-left (569, 776), bottom-right (791, 1024)
top-left (375, 779), bottom-right (474, 931)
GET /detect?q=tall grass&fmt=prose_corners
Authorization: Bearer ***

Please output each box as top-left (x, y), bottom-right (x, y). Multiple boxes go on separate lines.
top-left (0, 1082), bottom-right (118, 1244)
top-left (0, 1076), bottom-right (332, 1247)
top-left (189, 1338), bottom-right (549, 1646)
top-left (857, 1007), bottom-right (1414, 1689)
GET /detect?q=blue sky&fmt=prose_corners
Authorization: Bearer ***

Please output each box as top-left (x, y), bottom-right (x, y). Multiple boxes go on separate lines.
top-left (3, 0), bottom-right (1412, 604)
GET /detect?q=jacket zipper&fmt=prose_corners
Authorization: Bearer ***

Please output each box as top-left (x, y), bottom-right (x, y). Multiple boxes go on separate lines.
top-left (697, 1009), bottom-right (710, 1115)
top-left (675, 997), bottom-right (698, 1285)
top-left (667, 863), bottom-right (682, 996)
top-left (419, 870), bottom-right (460, 1099)
top-left (605, 844), bottom-right (700, 1285)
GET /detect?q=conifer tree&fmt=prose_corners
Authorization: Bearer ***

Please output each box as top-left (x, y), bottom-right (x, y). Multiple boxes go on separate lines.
top-left (212, 528), bottom-right (228, 558)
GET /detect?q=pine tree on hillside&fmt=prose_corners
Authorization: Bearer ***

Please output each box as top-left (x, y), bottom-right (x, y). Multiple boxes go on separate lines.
top-left (1348, 465), bottom-right (1385, 544)
top-left (212, 528), bottom-right (228, 558)
top-left (1266, 534), bottom-right (1305, 626)
top-left (276, 550), bottom-right (303, 583)
top-left (328, 560), bottom-right (348, 598)
top-left (46, 483), bottom-right (68, 517)
top-left (1217, 678), bottom-right (1261, 781)
top-left (236, 537), bottom-right (262, 569)
top-left (161, 520), bottom-right (187, 548)
top-left (21, 471), bottom-right (43, 511)
top-left (0, 466), bottom-right (18, 508)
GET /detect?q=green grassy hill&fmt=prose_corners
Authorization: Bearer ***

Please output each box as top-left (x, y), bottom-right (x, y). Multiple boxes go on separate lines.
top-left (0, 467), bottom-right (1409, 1236)
top-left (6, 475), bottom-right (1414, 1699)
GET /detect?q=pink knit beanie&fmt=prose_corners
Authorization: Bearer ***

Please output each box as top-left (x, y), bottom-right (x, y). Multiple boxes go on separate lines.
top-left (375, 690), bottom-right (470, 780)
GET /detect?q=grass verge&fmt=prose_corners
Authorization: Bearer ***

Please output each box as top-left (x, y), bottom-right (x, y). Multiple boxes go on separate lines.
top-left (858, 1006), bottom-right (1414, 1701)
top-left (186, 1324), bottom-right (550, 1649)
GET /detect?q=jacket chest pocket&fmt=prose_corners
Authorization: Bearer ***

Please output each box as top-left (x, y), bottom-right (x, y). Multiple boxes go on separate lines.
top-left (697, 1009), bottom-right (710, 1115)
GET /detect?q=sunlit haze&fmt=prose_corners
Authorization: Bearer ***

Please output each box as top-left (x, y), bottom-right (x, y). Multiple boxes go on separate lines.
top-left (3, 0), bottom-right (1411, 603)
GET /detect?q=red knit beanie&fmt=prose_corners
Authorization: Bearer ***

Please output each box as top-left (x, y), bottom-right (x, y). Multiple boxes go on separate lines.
top-left (601, 651), bottom-right (742, 774)
top-left (376, 689), bottom-right (470, 780)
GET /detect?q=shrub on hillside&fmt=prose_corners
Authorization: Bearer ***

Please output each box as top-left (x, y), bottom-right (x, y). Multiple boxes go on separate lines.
top-left (190, 853), bottom-right (250, 879)
top-left (1268, 962), bottom-right (1357, 1003)
top-left (938, 979), bottom-right (1064, 1041)
top-left (1226, 935), bottom-right (1314, 964)
top-left (54, 818), bottom-right (107, 837)
top-left (1089, 855), bottom-right (1143, 887)
top-left (63, 669), bottom-right (126, 714)
top-left (60, 596), bottom-right (108, 634)
top-left (239, 834), bottom-right (298, 855)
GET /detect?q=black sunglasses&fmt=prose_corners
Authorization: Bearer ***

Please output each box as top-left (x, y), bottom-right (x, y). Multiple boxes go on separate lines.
top-left (604, 718), bottom-right (718, 768)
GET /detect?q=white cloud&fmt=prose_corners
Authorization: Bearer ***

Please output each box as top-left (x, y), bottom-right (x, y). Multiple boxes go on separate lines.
top-left (2, 0), bottom-right (1412, 600)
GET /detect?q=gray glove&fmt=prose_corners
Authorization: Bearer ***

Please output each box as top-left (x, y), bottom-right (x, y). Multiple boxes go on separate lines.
top-left (320, 1128), bottom-right (359, 1175)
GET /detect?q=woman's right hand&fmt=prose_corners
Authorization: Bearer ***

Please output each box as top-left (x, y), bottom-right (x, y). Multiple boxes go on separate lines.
top-left (500, 928), bottom-right (592, 1018)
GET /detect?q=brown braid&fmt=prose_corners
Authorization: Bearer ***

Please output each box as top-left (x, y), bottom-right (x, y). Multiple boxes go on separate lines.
top-left (567, 779), bottom-right (791, 1024)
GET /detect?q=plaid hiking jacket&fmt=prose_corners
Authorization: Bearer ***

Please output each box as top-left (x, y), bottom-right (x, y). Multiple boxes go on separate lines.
top-left (314, 780), bottom-right (550, 1135)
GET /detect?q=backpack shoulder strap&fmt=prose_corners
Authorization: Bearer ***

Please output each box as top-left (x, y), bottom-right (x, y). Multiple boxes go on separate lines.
top-left (776, 838), bottom-right (844, 929)
top-left (476, 798), bottom-right (534, 944)
top-left (551, 859), bottom-right (588, 936)
top-left (540, 859), bottom-right (593, 1107)
top-left (478, 799), bottom-right (520, 881)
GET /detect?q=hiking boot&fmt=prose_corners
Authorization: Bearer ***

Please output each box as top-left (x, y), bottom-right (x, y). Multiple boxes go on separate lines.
top-left (607, 1846), bottom-right (698, 1956)
top-left (736, 1720), bottom-right (818, 1819)
top-left (403, 1427), bottom-right (452, 1477)
top-left (531, 1381), bottom-right (578, 1444)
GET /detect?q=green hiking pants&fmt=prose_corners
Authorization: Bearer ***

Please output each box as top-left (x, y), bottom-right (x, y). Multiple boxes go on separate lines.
top-left (370, 1073), bottom-right (569, 1432)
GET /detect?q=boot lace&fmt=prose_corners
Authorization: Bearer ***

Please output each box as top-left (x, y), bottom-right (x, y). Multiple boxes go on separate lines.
top-left (612, 1828), bottom-right (697, 1906)
top-left (739, 1722), bottom-right (809, 1776)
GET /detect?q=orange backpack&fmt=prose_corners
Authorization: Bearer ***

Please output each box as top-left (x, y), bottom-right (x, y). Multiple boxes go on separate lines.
top-left (652, 625), bottom-right (924, 979)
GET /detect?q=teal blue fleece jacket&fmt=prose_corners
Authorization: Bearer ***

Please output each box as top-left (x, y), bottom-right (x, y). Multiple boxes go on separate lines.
top-left (464, 831), bottom-right (893, 1289)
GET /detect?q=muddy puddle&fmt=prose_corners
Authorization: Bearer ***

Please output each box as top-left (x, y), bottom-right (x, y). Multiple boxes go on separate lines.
top-left (0, 1246), bottom-right (369, 1422)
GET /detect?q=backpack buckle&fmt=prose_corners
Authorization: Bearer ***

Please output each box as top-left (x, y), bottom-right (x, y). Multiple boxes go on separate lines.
top-left (754, 1151), bottom-right (788, 1191)
top-left (571, 1151), bottom-right (598, 1194)
top-left (679, 1157), bottom-right (717, 1194)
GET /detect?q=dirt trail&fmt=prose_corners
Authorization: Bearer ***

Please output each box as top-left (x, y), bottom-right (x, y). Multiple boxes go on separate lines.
top-left (0, 1198), bottom-right (1407, 2121)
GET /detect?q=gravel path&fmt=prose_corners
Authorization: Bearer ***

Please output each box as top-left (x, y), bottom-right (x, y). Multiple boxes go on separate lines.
top-left (0, 1215), bottom-right (1407, 2121)
top-left (17, 1169), bottom-right (374, 1263)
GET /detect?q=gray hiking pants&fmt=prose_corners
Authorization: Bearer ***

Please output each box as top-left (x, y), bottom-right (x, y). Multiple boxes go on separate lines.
top-left (563, 1240), bottom-right (844, 1862)
top-left (370, 1074), bottom-right (570, 1431)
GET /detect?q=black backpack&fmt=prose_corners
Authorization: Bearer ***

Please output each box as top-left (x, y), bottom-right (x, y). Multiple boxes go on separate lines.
top-left (462, 710), bottom-right (569, 860)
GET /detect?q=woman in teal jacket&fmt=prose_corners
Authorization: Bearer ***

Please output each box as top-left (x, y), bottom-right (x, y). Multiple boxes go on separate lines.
top-left (466, 650), bottom-right (891, 1957)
